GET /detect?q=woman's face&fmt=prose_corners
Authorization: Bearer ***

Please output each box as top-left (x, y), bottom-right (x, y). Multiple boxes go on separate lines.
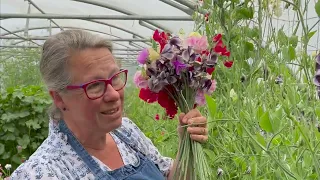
top-left (60, 48), bottom-right (124, 133)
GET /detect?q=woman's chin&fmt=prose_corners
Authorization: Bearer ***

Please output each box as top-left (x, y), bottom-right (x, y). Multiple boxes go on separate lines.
top-left (99, 113), bottom-right (123, 131)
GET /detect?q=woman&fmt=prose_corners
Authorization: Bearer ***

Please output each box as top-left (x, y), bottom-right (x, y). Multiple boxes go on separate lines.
top-left (10, 30), bottom-right (208, 180)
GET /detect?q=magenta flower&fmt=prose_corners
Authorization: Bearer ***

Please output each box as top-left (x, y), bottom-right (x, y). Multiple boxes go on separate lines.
top-left (133, 71), bottom-right (148, 88)
top-left (137, 48), bottom-right (149, 64)
top-left (185, 36), bottom-right (208, 53)
top-left (195, 90), bottom-right (206, 106)
top-left (173, 57), bottom-right (187, 75)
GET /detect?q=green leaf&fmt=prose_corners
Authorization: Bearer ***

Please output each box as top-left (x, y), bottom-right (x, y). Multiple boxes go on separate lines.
top-left (205, 94), bottom-right (216, 119)
top-left (11, 154), bottom-right (22, 165)
top-left (25, 119), bottom-right (41, 130)
top-left (203, 148), bottom-right (215, 162)
top-left (278, 29), bottom-right (288, 46)
top-left (251, 161), bottom-right (257, 178)
top-left (315, 0), bottom-right (320, 17)
top-left (236, 123), bottom-right (243, 136)
top-left (282, 46), bottom-right (296, 60)
top-left (256, 133), bottom-right (266, 147)
top-left (0, 143), bottom-right (4, 155)
top-left (236, 7), bottom-right (254, 20)
top-left (245, 41), bottom-right (254, 52)
top-left (308, 31), bottom-right (317, 41)
top-left (17, 134), bottom-right (30, 149)
top-left (1, 151), bottom-right (11, 160)
top-left (256, 106), bottom-right (264, 120)
top-left (3, 133), bottom-right (16, 141)
top-left (259, 112), bottom-right (273, 133)
top-left (289, 35), bottom-right (298, 48)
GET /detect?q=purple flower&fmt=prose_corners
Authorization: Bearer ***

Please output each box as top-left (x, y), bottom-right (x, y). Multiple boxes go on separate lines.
top-left (137, 48), bottom-right (149, 64)
top-left (173, 57), bottom-right (187, 75)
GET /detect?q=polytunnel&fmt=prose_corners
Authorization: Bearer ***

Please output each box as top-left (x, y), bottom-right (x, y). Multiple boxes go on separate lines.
top-left (0, 0), bottom-right (319, 66)
top-left (1, 1), bottom-right (320, 179)
top-left (0, 0), bottom-right (199, 68)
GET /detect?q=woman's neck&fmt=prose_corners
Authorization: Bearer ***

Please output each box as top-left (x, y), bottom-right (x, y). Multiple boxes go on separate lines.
top-left (64, 118), bottom-right (108, 150)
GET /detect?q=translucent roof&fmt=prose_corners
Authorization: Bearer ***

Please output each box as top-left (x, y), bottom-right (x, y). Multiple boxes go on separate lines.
top-left (0, 0), bottom-right (319, 68)
top-left (0, 0), bottom-right (197, 67)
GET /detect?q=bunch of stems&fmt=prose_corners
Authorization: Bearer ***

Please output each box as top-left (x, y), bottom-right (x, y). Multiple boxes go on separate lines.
top-left (166, 83), bottom-right (211, 180)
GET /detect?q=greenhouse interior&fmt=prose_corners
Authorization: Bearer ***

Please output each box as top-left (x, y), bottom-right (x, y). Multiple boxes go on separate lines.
top-left (0, 0), bottom-right (320, 179)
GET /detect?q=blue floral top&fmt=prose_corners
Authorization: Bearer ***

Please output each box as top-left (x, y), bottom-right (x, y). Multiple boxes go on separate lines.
top-left (10, 117), bottom-right (173, 179)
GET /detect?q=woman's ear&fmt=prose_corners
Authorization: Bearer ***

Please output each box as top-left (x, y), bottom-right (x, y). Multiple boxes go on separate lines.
top-left (49, 91), bottom-right (65, 110)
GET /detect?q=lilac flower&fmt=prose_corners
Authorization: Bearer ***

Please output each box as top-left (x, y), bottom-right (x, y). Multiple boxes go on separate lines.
top-left (173, 57), bottom-right (187, 75)
top-left (137, 48), bottom-right (149, 64)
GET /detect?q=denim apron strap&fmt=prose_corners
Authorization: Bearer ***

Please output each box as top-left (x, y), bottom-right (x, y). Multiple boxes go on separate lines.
top-left (112, 128), bottom-right (146, 157)
top-left (58, 120), bottom-right (113, 180)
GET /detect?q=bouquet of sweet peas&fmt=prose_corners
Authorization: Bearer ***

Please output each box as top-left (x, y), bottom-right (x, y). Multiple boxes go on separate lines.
top-left (133, 30), bottom-right (232, 179)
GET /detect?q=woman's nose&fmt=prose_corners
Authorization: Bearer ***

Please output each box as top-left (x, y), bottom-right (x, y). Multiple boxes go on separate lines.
top-left (103, 84), bottom-right (120, 101)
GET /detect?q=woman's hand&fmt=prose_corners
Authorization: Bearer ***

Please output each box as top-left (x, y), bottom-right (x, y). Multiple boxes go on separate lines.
top-left (178, 109), bottom-right (208, 143)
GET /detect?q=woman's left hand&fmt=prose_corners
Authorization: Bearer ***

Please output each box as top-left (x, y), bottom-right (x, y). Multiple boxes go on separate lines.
top-left (178, 109), bottom-right (208, 143)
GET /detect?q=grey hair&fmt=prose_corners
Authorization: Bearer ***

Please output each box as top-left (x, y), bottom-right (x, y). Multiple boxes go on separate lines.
top-left (40, 30), bottom-right (113, 120)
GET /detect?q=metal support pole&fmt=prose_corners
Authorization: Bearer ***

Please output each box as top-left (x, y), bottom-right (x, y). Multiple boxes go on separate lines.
top-left (0, 36), bottom-right (151, 42)
top-left (24, 3), bottom-right (31, 37)
top-left (72, 0), bottom-right (170, 32)
top-left (0, 45), bottom-right (142, 51)
top-left (174, 0), bottom-right (196, 10)
top-left (0, 14), bottom-right (193, 21)
top-left (113, 53), bottom-right (138, 56)
top-left (26, 0), bottom-right (64, 30)
top-left (0, 27), bottom-right (40, 46)
top-left (0, 26), bottom-right (143, 49)
top-left (159, 0), bottom-right (193, 15)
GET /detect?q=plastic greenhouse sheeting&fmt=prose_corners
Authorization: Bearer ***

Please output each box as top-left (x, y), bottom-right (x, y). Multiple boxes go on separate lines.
top-left (0, 0), bottom-right (319, 66)
top-left (0, 0), bottom-right (195, 52)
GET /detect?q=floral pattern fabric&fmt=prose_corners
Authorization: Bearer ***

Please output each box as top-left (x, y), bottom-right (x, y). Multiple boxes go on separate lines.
top-left (10, 117), bottom-right (173, 180)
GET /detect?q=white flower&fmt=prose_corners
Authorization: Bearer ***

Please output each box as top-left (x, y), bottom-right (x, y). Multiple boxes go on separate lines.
top-left (217, 168), bottom-right (224, 176)
top-left (4, 164), bottom-right (11, 170)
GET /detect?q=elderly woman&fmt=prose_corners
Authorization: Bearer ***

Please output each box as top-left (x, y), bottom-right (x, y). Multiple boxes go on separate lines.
top-left (10, 30), bottom-right (208, 180)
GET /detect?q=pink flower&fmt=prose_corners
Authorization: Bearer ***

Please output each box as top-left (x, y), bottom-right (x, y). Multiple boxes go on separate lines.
top-left (205, 79), bottom-right (217, 95)
top-left (195, 90), bottom-right (206, 106)
top-left (137, 48), bottom-right (149, 64)
top-left (133, 71), bottom-right (148, 88)
top-left (185, 36), bottom-right (208, 53)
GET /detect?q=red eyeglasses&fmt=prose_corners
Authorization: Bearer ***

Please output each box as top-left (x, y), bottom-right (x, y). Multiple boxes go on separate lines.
top-left (66, 69), bottom-right (128, 100)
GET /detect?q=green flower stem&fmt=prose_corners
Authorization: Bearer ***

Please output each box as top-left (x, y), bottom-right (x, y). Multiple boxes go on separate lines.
top-left (238, 120), bottom-right (297, 179)
top-left (280, 0), bottom-right (310, 84)
top-left (286, 114), bottom-right (320, 179)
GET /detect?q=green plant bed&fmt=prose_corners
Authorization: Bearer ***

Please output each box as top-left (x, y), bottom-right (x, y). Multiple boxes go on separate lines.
top-left (0, 85), bottom-right (51, 170)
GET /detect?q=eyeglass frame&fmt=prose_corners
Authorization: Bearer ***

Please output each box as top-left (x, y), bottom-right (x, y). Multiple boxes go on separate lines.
top-left (66, 69), bottom-right (128, 100)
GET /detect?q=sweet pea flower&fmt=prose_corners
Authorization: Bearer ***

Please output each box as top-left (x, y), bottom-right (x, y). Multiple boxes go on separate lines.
top-left (205, 79), bottom-right (217, 95)
top-left (184, 35), bottom-right (208, 53)
top-left (4, 164), bottom-right (11, 170)
top-left (133, 71), bottom-right (148, 88)
top-left (195, 90), bottom-right (206, 106)
top-left (137, 48), bottom-right (149, 64)
top-left (148, 48), bottom-right (160, 61)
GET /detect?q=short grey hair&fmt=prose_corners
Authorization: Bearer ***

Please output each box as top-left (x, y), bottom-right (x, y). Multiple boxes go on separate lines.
top-left (40, 30), bottom-right (113, 120)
